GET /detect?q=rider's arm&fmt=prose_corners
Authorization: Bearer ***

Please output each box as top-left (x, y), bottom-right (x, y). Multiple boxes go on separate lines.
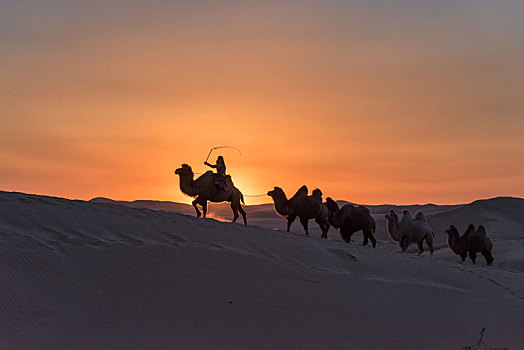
top-left (204, 162), bottom-right (217, 168)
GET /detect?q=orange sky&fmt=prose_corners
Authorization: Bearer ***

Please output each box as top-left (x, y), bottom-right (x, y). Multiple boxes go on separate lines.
top-left (1, 1), bottom-right (523, 205)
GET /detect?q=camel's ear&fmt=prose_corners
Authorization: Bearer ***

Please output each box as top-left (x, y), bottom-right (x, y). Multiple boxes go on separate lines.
top-left (389, 209), bottom-right (395, 214)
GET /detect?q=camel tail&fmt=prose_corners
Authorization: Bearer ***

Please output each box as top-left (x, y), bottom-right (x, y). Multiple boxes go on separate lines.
top-left (240, 192), bottom-right (245, 205)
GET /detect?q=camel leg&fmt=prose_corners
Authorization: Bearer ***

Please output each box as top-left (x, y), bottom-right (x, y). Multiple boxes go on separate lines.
top-left (362, 231), bottom-right (369, 246)
top-left (323, 223), bottom-right (330, 239)
top-left (300, 217), bottom-right (309, 236)
top-left (201, 201), bottom-right (208, 218)
top-left (417, 241), bottom-right (424, 255)
top-left (239, 206), bottom-right (247, 225)
top-left (363, 228), bottom-right (377, 248)
top-left (287, 215), bottom-right (296, 232)
top-left (482, 250), bottom-right (493, 266)
top-left (314, 217), bottom-right (323, 238)
top-left (341, 228), bottom-right (351, 243)
top-left (315, 217), bottom-right (328, 239)
top-left (399, 237), bottom-right (407, 252)
top-left (426, 235), bottom-right (434, 255)
top-left (469, 251), bottom-right (477, 264)
top-left (192, 199), bottom-right (202, 218)
top-left (460, 252), bottom-right (467, 262)
top-left (230, 202), bottom-right (239, 223)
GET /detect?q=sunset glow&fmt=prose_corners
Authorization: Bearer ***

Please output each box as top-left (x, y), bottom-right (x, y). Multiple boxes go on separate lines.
top-left (1, 1), bottom-right (523, 205)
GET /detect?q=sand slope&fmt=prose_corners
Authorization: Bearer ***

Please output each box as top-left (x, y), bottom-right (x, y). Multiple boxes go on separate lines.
top-left (1, 191), bottom-right (523, 349)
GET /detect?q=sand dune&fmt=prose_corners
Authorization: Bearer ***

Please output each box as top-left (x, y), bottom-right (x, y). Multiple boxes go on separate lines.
top-left (1, 190), bottom-right (523, 349)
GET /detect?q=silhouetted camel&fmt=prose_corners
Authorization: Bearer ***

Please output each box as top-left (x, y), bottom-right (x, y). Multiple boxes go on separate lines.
top-left (325, 197), bottom-right (376, 247)
top-left (175, 164), bottom-right (247, 225)
top-left (446, 224), bottom-right (493, 266)
top-left (267, 186), bottom-right (330, 238)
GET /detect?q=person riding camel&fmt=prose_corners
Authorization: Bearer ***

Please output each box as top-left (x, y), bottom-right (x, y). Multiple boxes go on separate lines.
top-left (204, 155), bottom-right (228, 192)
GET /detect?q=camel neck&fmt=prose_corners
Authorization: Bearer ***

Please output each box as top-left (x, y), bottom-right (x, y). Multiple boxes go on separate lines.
top-left (388, 219), bottom-right (399, 233)
top-left (386, 218), bottom-right (401, 241)
top-left (179, 174), bottom-right (196, 197)
top-left (330, 210), bottom-right (343, 228)
top-left (448, 235), bottom-right (460, 253)
top-left (272, 194), bottom-right (289, 216)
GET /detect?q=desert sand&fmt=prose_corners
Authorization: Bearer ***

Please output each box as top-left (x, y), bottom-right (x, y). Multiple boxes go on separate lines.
top-left (1, 191), bottom-right (523, 349)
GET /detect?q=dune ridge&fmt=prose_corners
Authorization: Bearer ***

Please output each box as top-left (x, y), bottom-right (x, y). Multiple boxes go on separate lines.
top-left (1, 190), bottom-right (523, 349)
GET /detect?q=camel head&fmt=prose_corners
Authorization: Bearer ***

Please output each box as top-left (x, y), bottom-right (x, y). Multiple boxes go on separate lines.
top-left (174, 164), bottom-right (193, 176)
top-left (384, 209), bottom-right (398, 223)
top-left (267, 186), bottom-right (285, 198)
top-left (325, 197), bottom-right (340, 216)
top-left (445, 225), bottom-right (460, 237)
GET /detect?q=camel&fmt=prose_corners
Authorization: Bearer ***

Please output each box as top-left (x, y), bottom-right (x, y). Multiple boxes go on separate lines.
top-left (324, 197), bottom-right (376, 247)
top-left (267, 186), bottom-right (330, 238)
top-left (446, 224), bottom-right (493, 266)
top-left (174, 164), bottom-right (247, 225)
top-left (384, 209), bottom-right (434, 255)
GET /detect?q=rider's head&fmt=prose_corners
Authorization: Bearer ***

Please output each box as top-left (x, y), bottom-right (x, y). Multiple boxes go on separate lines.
top-left (217, 155), bottom-right (224, 163)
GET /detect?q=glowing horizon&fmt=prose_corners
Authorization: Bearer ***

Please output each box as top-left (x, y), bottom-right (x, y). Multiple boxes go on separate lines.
top-left (1, 1), bottom-right (523, 206)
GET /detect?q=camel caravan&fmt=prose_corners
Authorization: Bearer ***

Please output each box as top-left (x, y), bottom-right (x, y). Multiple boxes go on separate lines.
top-left (174, 154), bottom-right (495, 266)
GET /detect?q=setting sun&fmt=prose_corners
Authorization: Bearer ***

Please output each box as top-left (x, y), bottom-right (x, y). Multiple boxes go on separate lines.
top-left (1, 0), bottom-right (523, 206)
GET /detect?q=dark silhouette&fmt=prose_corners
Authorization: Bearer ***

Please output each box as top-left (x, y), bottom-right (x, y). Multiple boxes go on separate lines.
top-left (446, 224), bottom-right (493, 266)
top-left (267, 186), bottom-right (330, 238)
top-left (174, 164), bottom-right (247, 225)
top-left (324, 197), bottom-right (376, 247)
top-left (204, 155), bottom-right (227, 192)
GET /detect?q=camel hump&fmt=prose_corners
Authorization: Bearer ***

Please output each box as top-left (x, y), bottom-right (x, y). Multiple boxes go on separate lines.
top-left (414, 211), bottom-right (427, 222)
top-left (357, 205), bottom-right (371, 215)
top-left (477, 225), bottom-right (487, 237)
top-left (292, 185), bottom-right (308, 200)
top-left (402, 209), bottom-right (411, 216)
top-left (465, 224), bottom-right (476, 235)
top-left (196, 171), bottom-right (214, 181)
top-left (312, 188), bottom-right (322, 197)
